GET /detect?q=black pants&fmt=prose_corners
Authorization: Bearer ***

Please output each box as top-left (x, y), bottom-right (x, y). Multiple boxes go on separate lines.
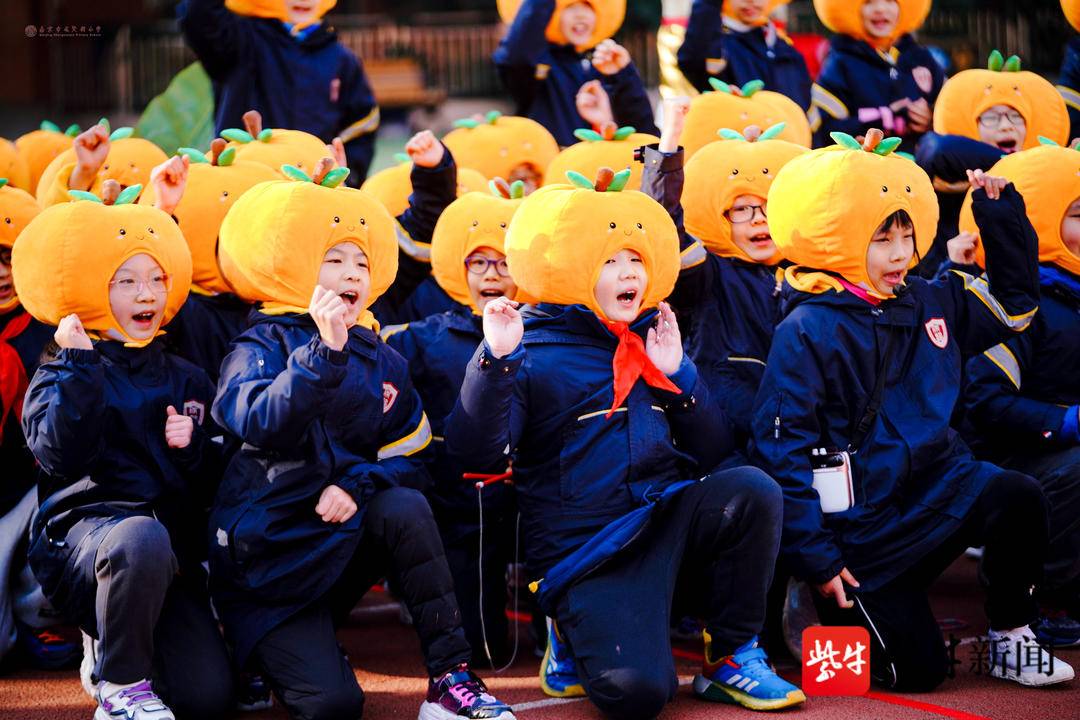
top-left (252, 487), bottom-right (472, 720)
top-left (813, 469), bottom-right (1048, 692)
top-left (70, 515), bottom-right (234, 718)
top-left (554, 467), bottom-right (783, 720)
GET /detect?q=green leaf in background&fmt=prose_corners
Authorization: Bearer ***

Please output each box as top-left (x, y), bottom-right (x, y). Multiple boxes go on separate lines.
top-left (135, 62), bottom-right (215, 157)
top-left (114, 184), bottom-right (143, 205)
top-left (40, 120), bottom-right (60, 133)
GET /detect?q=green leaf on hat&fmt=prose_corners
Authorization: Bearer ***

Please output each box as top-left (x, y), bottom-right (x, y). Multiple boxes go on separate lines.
top-left (707, 77), bottom-right (732, 94)
top-left (0, 179), bottom-right (8, 189)
top-left (1037, 135), bottom-right (1059, 146)
top-left (613, 126), bottom-right (637, 140)
top-left (177, 147), bottom-right (210, 164)
top-left (759, 122), bottom-right (787, 141)
top-left (509, 180), bottom-right (525, 199)
top-left (717, 128), bottom-right (745, 141)
top-left (566, 170), bottom-right (594, 189)
top-left (741, 80), bottom-right (765, 97)
top-left (874, 137), bottom-right (903, 155)
top-left (109, 127), bottom-right (133, 141)
top-left (217, 147), bottom-right (237, 166)
top-left (453, 118), bottom-right (481, 129)
top-left (64, 124), bottom-right (81, 137)
top-left (68, 190), bottom-right (103, 203)
top-left (320, 167), bottom-right (351, 188)
top-left (1004, 55), bottom-right (1021, 72)
top-left (393, 152), bottom-right (411, 164)
top-left (114, 184), bottom-right (142, 205)
top-left (485, 110), bottom-right (502, 125)
top-left (829, 132), bottom-right (863, 150)
top-left (894, 151), bottom-right (916, 162)
top-left (573, 128), bottom-right (604, 142)
top-left (221, 129), bottom-right (254, 144)
top-left (987, 50), bottom-right (1004, 71)
top-left (257, 128), bottom-right (273, 142)
top-left (281, 164), bottom-right (312, 183)
top-left (40, 120), bottom-right (60, 133)
top-left (607, 168), bottom-right (632, 192)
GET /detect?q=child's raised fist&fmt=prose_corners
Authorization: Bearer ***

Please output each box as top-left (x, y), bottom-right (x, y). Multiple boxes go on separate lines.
top-left (405, 130), bottom-right (444, 169)
top-left (315, 484), bottom-right (357, 523)
top-left (576, 80), bottom-right (614, 129)
top-left (482, 296), bottom-right (523, 359)
top-left (592, 39), bottom-right (631, 76)
top-left (659, 97), bottom-right (691, 153)
top-left (309, 285), bottom-right (349, 351)
top-left (164, 405), bottom-right (194, 449)
top-left (946, 231), bottom-right (979, 265)
top-left (69, 124), bottom-right (110, 191)
top-left (53, 313), bottom-right (93, 350)
top-left (150, 155), bottom-right (190, 216)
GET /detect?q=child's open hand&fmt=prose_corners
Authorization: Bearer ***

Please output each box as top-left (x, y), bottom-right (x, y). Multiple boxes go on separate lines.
top-left (575, 80), bottom-right (614, 128)
top-left (645, 302), bottom-right (682, 376)
top-left (54, 313), bottom-right (93, 350)
top-left (483, 296), bottom-right (523, 359)
top-left (405, 130), bottom-right (444, 168)
top-left (659, 97), bottom-right (691, 153)
top-left (946, 231), bottom-right (979, 265)
top-left (966, 169), bottom-right (1008, 200)
top-left (164, 405), bottom-right (194, 449)
top-left (309, 285), bottom-right (349, 352)
top-left (592, 39), bottom-right (631, 76)
top-left (150, 155), bottom-right (190, 216)
top-left (316, 484), bottom-right (357, 523)
top-left (327, 137), bottom-right (347, 169)
top-left (906, 97), bottom-right (932, 133)
top-left (69, 124), bottom-right (110, 191)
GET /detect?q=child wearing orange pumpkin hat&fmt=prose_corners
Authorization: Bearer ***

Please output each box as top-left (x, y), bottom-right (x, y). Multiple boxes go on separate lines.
top-left (445, 167), bottom-right (805, 712)
top-left (179, 0), bottom-right (379, 183)
top-left (442, 111), bottom-right (560, 194)
top-left (810, 0), bottom-right (943, 152)
top-left (383, 179), bottom-right (522, 666)
top-left (1059, 0), bottom-right (1080, 141)
top-left (494, 0), bottom-right (658, 146)
top-left (14, 162), bottom-right (236, 720)
top-left (752, 130), bottom-right (1073, 689)
top-left (678, 1), bottom-right (812, 112)
top-left (680, 76), bottom-right (811, 156)
top-left (210, 157), bottom-right (515, 720)
top-left (959, 141), bottom-right (1080, 649)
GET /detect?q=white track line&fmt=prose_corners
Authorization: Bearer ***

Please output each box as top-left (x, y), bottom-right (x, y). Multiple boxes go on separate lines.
top-left (514, 677), bottom-right (693, 714)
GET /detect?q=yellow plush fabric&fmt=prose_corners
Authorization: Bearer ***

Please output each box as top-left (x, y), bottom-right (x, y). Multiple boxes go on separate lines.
top-left (768, 140), bottom-right (938, 298)
top-left (225, 0), bottom-right (336, 22)
top-left (813, 0), bottom-right (931, 46)
top-left (218, 176), bottom-right (397, 325)
top-left (0, 182), bottom-right (42, 313)
top-left (1064, 0), bottom-right (1080, 33)
top-left (722, 0), bottom-right (788, 25)
top-left (544, 131), bottom-right (659, 192)
top-left (682, 85), bottom-right (811, 157)
top-left (139, 159), bottom-right (278, 295)
top-left (0, 140), bottom-right (31, 194)
top-left (11, 197), bottom-right (192, 345)
top-left (442, 113), bottom-right (560, 185)
top-left (15, 128), bottom-right (75, 192)
top-left (361, 161), bottom-right (488, 218)
top-left (431, 189), bottom-right (522, 312)
top-left (224, 128), bottom-right (330, 178)
top-left (933, 56), bottom-right (1069, 149)
top-left (36, 138), bottom-right (167, 208)
top-left (959, 144), bottom-right (1080, 277)
top-left (683, 134), bottom-right (807, 264)
top-left (505, 181), bottom-right (678, 319)
top-left (497, 0), bottom-right (625, 50)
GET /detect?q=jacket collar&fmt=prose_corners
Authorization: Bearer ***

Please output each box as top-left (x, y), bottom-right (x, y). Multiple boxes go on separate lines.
top-left (251, 311), bottom-right (379, 359)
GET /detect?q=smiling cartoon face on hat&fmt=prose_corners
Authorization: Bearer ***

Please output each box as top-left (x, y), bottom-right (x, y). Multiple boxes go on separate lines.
top-left (506, 168), bottom-right (678, 320)
top-left (682, 79), bottom-right (811, 157)
top-left (442, 111), bottom-right (559, 190)
top-left (497, 0), bottom-right (625, 51)
top-left (544, 123), bottom-right (659, 192)
top-left (933, 51), bottom-right (1069, 151)
top-left (813, 0), bottom-right (931, 45)
top-left (0, 180), bottom-right (42, 313)
top-left (11, 184), bottom-right (192, 344)
top-left (768, 131), bottom-right (937, 293)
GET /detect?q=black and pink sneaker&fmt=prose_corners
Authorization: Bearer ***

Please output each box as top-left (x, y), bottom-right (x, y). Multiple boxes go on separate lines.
top-left (419, 665), bottom-right (515, 720)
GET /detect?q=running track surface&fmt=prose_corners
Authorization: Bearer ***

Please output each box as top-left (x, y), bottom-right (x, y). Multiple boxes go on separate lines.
top-left (2, 557), bottom-right (1077, 720)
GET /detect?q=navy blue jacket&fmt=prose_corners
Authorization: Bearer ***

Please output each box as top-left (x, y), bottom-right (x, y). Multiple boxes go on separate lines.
top-left (385, 305), bottom-right (510, 542)
top-left (493, 0), bottom-right (658, 146)
top-left (678, 0), bottom-right (811, 110)
top-left (963, 265), bottom-right (1080, 461)
top-left (23, 341), bottom-right (222, 607)
top-left (209, 312), bottom-right (431, 662)
top-left (1059, 37), bottom-right (1080, 143)
top-left (179, 0), bottom-right (377, 183)
top-left (165, 292), bottom-right (252, 384)
top-left (640, 145), bottom-right (780, 453)
top-left (812, 34), bottom-right (943, 152)
top-left (445, 303), bottom-right (732, 582)
top-left (750, 185), bottom-right (1039, 591)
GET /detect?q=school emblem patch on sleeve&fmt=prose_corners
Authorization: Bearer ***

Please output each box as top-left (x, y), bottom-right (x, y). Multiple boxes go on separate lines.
top-left (924, 317), bottom-right (949, 349)
top-left (382, 382), bottom-right (399, 413)
top-left (182, 400), bottom-right (206, 425)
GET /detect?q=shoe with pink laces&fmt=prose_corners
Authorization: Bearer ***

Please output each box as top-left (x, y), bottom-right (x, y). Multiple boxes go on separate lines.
top-left (418, 664), bottom-right (515, 720)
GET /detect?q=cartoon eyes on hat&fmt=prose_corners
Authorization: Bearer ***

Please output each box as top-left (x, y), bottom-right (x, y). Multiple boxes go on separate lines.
top-left (636, 223), bottom-right (643, 230)
top-left (609, 222), bottom-right (616, 229)
top-left (472, 220), bottom-right (479, 227)
top-left (3, 218), bottom-right (10, 225)
top-left (118, 228), bottom-right (126, 236)
top-left (147, 226), bottom-right (155, 235)
top-left (103, 164), bottom-right (110, 171)
top-left (881, 185), bottom-right (888, 192)
top-left (333, 216), bottom-right (340, 224)
top-left (221, 190), bottom-right (229, 198)
top-left (762, 168), bottom-right (770, 174)
top-left (359, 218), bottom-right (366, 226)
top-left (731, 169), bottom-right (739, 175)
top-left (129, 162), bottom-right (135, 169)
top-left (905, 185), bottom-right (911, 193)
top-left (499, 222), bottom-right (507, 229)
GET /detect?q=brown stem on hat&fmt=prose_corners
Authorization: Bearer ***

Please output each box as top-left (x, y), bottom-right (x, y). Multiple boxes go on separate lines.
top-left (730, 86), bottom-right (743, 97)
top-left (209, 138), bottom-right (228, 166)
top-left (600, 121), bottom-right (617, 141)
top-left (862, 128), bottom-right (884, 152)
top-left (594, 167), bottom-right (615, 192)
top-left (743, 125), bottom-right (762, 143)
top-left (491, 177), bottom-right (512, 199)
top-left (100, 179), bottom-right (121, 206)
top-left (311, 157), bottom-right (336, 185)
top-left (242, 110), bottom-right (263, 138)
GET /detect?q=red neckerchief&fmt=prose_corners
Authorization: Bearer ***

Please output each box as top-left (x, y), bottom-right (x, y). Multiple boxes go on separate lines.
top-left (837, 277), bottom-right (883, 306)
top-left (601, 319), bottom-right (681, 418)
top-left (0, 312), bottom-right (32, 443)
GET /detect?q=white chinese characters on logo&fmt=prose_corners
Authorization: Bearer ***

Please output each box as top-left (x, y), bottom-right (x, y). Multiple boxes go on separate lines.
top-left (807, 639), bottom-right (867, 682)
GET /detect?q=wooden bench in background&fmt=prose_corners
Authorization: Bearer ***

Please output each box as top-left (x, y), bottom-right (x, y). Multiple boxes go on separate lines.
top-left (365, 58), bottom-right (447, 110)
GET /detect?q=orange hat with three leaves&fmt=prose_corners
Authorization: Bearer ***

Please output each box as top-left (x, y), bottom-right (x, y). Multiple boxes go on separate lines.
top-left (682, 79), bottom-right (811, 157)
top-left (222, 111), bottom-right (331, 178)
top-left (544, 123), bottom-right (659, 192)
top-left (442, 111), bottom-right (559, 186)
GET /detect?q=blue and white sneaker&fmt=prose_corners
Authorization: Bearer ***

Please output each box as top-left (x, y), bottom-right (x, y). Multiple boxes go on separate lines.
top-left (539, 617), bottom-right (585, 698)
top-left (693, 633), bottom-right (806, 710)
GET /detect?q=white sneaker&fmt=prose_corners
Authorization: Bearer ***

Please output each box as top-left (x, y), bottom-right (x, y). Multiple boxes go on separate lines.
top-left (988, 626), bottom-right (1075, 687)
top-left (80, 632), bottom-right (97, 698)
top-left (94, 679), bottom-right (175, 720)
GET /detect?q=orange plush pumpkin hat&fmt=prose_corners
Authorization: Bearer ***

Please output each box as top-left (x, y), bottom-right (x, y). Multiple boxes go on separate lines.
top-left (682, 79), bottom-right (811, 157)
top-left (36, 118), bottom-right (167, 208)
top-left (15, 121), bottom-right (80, 192)
top-left (431, 179), bottom-right (525, 312)
top-left (933, 51), bottom-right (1069, 149)
top-left (12, 181), bottom-right (193, 346)
top-left (506, 167), bottom-right (678, 319)
top-left (813, 0), bottom-right (931, 46)
top-left (959, 141), bottom-right (1080, 277)
top-left (497, 0), bottom-right (625, 51)
top-left (769, 130), bottom-right (938, 299)
top-left (138, 140), bottom-right (278, 295)
top-left (0, 179), bottom-right (42, 313)
top-left (0, 140), bottom-right (31, 193)
top-left (544, 122), bottom-right (659, 192)
top-left (222, 110), bottom-right (331, 178)
top-left (442, 111), bottom-right (559, 186)
top-left (683, 124), bottom-right (808, 264)
top-left (361, 155), bottom-right (487, 219)
top-left (1064, 1), bottom-right (1080, 32)
top-left (218, 158), bottom-right (397, 327)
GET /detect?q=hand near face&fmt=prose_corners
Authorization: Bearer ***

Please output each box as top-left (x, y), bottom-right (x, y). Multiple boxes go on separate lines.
top-left (592, 39), bottom-right (631, 76)
top-left (645, 302), bottom-right (682, 376)
top-left (54, 313), bottom-right (94, 350)
top-left (309, 285), bottom-right (349, 352)
top-left (482, 296), bottom-right (523, 359)
top-left (150, 155), bottom-right (190, 216)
